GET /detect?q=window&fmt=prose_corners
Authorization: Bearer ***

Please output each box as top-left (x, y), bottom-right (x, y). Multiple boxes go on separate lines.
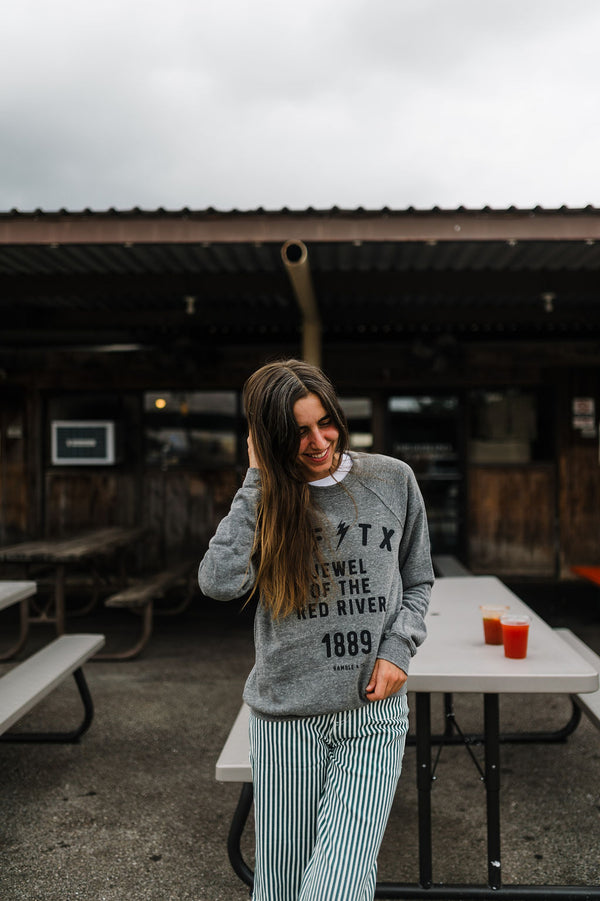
top-left (469, 389), bottom-right (552, 463)
top-left (387, 395), bottom-right (461, 553)
top-left (339, 397), bottom-right (373, 451)
top-left (144, 391), bottom-right (239, 468)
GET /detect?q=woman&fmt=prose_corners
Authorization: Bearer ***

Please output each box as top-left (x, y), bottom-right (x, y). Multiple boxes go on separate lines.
top-left (198, 359), bottom-right (434, 901)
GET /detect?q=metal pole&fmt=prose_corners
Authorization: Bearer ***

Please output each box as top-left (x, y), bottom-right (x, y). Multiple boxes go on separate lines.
top-left (416, 692), bottom-right (433, 888)
top-left (484, 694), bottom-right (502, 889)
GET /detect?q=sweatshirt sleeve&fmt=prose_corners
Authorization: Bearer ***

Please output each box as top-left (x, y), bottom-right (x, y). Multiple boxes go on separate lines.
top-left (377, 466), bottom-right (434, 674)
top-left (197, 468), bottom-right (261, 601)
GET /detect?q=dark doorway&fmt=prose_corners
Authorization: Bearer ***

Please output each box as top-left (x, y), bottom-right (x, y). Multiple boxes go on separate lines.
top-left (386, 395), bottom-right (462, 556)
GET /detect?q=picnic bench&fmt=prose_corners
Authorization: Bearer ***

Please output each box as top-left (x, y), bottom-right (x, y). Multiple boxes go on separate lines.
top-left (556, 628), bottom-right (600, 730)
top-left (0, 527), bottom-right (147, 635)
top-left (98, 559), bottom-right (197, 660)
top-left (0, 581), bottom-right (104, 742)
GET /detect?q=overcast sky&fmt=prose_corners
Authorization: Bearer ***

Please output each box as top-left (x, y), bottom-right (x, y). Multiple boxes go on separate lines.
top-left (2, 0), bottom-right (600, 212)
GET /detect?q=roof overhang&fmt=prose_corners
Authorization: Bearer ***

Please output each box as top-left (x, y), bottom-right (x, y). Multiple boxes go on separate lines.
top-left (3, 205), bottom-right (600, 244)
top-left (1, 207), bottom-right (600, 356)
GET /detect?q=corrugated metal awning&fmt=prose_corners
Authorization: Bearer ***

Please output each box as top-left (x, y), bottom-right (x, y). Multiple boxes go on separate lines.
top-left (1, 207), bottom-right (600, 349)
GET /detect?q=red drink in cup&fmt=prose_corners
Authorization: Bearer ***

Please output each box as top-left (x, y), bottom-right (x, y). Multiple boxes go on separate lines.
top-left (501, 615), bottom-right (530, 659)
top-left (480, 606), bottom-right (509, 645)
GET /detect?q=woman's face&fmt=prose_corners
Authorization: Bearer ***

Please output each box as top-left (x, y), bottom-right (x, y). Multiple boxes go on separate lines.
top-left (292, 393), bottom-right (340, 481)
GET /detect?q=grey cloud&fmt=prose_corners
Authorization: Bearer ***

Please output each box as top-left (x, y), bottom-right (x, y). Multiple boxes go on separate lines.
top-left (2, 0), bottom-right (600, 211)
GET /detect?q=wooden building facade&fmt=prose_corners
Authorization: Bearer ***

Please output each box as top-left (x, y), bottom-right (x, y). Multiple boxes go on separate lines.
top-left (1, 207), bottom-right (599, 578)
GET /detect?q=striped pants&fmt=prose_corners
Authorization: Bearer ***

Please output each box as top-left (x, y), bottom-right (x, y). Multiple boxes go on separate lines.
top-left (249, 693), bottom-right (408, 901)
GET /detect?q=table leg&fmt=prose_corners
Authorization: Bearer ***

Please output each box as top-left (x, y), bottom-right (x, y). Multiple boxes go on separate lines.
top-left (415, 692), bottom-right (433, 889)
top-left (222, 690), bottom-right (600, 900)
top-left (443, 693), bottom-right (455, 738)
top-left (227, 782), bottom-right (254, 889)
top-left (0, 667), bottom-right (95, 743)
top-left (484, 694), bottom-right (502, 889)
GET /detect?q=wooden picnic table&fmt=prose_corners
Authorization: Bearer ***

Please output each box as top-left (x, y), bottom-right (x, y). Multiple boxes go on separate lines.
top-left (0, 527), bottom-right (146, 635)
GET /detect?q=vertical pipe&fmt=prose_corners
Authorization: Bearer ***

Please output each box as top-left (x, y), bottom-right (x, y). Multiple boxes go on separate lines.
top-left (281, 239), bottom-right (322, 368)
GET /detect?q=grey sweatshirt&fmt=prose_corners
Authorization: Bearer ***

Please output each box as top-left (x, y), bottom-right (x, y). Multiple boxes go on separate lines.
top-left (198, 452), bottom-right (434, 719)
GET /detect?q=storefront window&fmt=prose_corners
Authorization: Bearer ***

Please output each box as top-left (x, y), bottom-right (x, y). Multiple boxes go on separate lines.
top-left (144, 391), bottom-right (239, 468)
top-left (339, 397), bottom-right (373, 451)
top-left (387, 395), bottom-right (461, 553)
top-left (143, 392), bottom-right (379, 466)
top-left (469, 389), bottom-right (551, 463)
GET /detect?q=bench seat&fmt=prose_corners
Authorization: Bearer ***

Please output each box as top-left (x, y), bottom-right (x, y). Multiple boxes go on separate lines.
top-left (0, 580), bottom-right (37, 612)
top-left (216, 630), bottom-right (600, 786)
top-left (0, 633), bottom-right (105, 741)
top-left (216, 703), bottom-right (252, 783)
top-left (555, 628), bottom-right (600, 730)
top-left (105, 563), bottom-right (191, 609)
top-left (100, 560), bottom-right (195, 660)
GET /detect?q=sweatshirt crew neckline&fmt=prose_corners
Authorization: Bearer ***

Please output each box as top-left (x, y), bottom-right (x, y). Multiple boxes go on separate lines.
top-left (308, 452), bottom-right (353, 488)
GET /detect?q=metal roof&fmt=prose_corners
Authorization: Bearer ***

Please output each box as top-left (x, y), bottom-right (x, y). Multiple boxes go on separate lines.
top-left (1, 207), bottom-right (600, 349)
top-left (3, 236), bottom-right (600, 277)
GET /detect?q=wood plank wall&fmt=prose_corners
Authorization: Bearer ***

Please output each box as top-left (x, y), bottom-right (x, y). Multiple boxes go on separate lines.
top-left (141, 469), bottom-right (237, 564)
top-left (558, 370), bottom-right (600, 575)
top-left (42, 468), bottom-right (240, 567)
top-left (467, 464), bottom-right (557, 576)
top-left (44, 472), bottom-right (137, 535)
top-left (2, 352), bottom-right (598, 580)
top-left (0, 393), bottom-right (28, 544)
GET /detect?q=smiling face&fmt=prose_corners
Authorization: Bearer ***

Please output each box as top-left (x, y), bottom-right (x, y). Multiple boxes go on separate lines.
top-left (293, 393), bottom-right (340, 481)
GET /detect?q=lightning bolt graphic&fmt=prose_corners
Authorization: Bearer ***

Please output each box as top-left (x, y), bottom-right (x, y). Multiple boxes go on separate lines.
top-left (336, 520), bottom-right (350, 549)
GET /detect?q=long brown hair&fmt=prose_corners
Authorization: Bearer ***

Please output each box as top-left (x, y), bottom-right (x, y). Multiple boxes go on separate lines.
top-left (243, 359), bottom-right (349, 618)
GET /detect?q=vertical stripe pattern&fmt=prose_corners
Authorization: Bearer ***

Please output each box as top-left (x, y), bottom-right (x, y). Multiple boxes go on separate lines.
top-left (249, 693), bottom-right (408, 901)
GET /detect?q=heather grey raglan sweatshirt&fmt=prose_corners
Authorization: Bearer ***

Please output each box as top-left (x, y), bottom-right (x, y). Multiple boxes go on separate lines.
top-left (198, 452), bottom-right (434, 720)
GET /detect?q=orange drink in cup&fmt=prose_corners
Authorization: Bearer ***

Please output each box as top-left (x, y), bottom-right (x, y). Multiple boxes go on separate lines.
top-left (501, 614), bottom-right (531, 659)
top-left (480, 605), bottom-right (509, 645)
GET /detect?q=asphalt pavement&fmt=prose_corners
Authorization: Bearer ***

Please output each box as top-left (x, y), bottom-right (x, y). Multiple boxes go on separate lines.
top-left (1, 579), bottom-right (599, 901)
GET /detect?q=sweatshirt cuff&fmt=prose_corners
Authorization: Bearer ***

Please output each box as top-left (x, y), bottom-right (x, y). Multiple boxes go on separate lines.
top-left (242, 468), bottom-right (261, 488)
top-left (377, 634), bottom-right (413, 675)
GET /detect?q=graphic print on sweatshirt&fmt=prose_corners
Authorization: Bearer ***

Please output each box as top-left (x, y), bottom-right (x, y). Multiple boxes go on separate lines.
top-left (293, 518), bottom-right (400, 674)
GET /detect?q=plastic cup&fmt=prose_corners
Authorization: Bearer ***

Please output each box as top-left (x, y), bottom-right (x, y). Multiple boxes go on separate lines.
top-left (480, 605), bottom-right (509, 645)
top-left (501, 614), bottom-right (531, 659)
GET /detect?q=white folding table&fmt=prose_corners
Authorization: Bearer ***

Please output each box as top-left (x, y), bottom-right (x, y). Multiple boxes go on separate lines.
top-left (217, 576), bottom-right (599, 899)
top-left (384, 576), bottom-right (599, 899)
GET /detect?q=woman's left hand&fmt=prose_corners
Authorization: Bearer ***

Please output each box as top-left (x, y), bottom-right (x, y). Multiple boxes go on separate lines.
top-left (365, 658), bottom-right (407, 701)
